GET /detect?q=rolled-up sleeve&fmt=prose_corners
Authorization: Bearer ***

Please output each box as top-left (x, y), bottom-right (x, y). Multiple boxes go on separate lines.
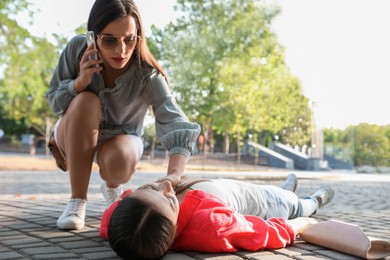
top-left (142, 72), bottom-right (201, 158)
top-left (45, 35), bottom-right (85, 115)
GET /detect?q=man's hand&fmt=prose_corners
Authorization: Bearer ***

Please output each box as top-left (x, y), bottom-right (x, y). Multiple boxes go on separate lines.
top-left (287, 217), bottom-right (318, 236)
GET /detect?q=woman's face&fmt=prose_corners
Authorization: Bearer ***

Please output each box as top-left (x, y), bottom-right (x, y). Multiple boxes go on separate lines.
top-left (131, 180), bottom-right (180, 225)
top-left (96, 15), bottom-right (138, 70)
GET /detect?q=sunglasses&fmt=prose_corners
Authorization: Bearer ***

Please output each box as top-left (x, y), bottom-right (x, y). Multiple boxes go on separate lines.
top-left (97, 34), bottom-right (140, 50)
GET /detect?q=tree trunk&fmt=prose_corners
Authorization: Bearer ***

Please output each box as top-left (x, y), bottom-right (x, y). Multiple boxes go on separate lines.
top-left (224, 131), bottom-right (230, 154)
top-left (151, 138), bottom-right (155, 162)
top-left (236, 130), bottom-right (241, 166)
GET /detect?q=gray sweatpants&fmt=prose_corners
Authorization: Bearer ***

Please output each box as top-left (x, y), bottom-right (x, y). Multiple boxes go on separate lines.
top-left (191, 179), bottom-right (318, 219)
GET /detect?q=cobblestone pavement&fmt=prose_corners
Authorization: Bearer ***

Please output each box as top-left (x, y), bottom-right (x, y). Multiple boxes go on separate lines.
top-left (0, 168), bottom-right (390, 260)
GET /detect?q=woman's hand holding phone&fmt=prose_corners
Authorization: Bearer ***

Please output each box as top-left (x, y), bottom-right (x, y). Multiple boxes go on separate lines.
top-left (74, 32), bottom-right (103, 94)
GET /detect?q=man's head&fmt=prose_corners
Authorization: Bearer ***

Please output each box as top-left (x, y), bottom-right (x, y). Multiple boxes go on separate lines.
top-left (108, 180), bottom-right (179, 259)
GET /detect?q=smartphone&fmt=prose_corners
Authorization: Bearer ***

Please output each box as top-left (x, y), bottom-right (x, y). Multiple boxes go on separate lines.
top-left (86, 31), bottom-right (98, 62)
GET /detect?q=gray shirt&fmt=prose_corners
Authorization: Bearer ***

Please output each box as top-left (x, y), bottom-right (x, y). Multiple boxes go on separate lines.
top-left (46, 35), bottom-right (200, 157)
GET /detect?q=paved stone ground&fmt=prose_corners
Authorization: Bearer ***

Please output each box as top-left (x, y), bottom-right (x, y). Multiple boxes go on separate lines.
top-left (0, 167), bottom-right (390, 260)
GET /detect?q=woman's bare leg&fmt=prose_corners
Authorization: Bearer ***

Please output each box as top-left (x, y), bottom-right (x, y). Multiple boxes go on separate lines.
top-left (97, 135), bottom-right (142, 188)
top-left (57, 92), bottom-right (102, 199)
top-left (97, 135), bottom-right (142, 207)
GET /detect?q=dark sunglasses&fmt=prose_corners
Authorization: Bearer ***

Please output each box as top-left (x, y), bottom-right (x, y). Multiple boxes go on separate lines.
top-left (97, 34), bottom-right (140, 50)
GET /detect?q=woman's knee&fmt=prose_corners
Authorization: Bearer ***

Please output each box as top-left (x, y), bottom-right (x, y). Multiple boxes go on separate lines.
top-left (107, 150), bottom-right (137, 173)
top-left (97, 137), bottom-right (142, 184)
top-left (99, 154), bottom-right (137, 184)
top-left (66, 92), bottom-right (102, 120)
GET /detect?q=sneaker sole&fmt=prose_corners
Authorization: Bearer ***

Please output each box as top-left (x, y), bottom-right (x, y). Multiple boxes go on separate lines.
top-left (57, 222), bottom-right (85, 230)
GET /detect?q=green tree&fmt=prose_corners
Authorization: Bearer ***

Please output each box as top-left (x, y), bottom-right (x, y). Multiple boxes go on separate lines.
top-left (150, 0), bottom-right (311, 154)
top-left (0, 0), bottom-right (30, 66)
top-left (1, 37), bottom-right (58, 128)
top-left (0, 0), bottom-right (32, 136)
top-left (0, 0), bottom-right (62, 141)
top-left (324, 124), bottom-right (390, 167)
top-left (323, 127), bottom-right (352, 162)
top-left (351, 124), bottom-right (389, 167)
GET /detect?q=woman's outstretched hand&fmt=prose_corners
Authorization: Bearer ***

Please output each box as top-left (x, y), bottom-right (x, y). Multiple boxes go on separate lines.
top-left (157, 154), bottom-right (189, 187)
top-left (156, 174), bottom-right (182, 187)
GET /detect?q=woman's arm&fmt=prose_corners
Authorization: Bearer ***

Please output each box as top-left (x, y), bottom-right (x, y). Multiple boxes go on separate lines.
top-left (287, 217), bottom-right (318, 236)
top-left (156, 153), bottom-right (188, 187)
top-left (46, 35), bottom-right (101, 115)
top-left (142, 72), bottom-right (200, 186)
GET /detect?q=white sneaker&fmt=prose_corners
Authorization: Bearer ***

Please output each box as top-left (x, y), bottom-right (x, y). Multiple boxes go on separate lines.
top-left (57, 198), bottom-right (86, 230)
top-left (101, 183), bottom-right (123, 207)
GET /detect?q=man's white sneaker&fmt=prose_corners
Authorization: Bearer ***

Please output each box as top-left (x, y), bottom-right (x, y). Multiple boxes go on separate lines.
top-left (101, 183), bottom-right (123, 207)
top-left (57, 198), bottom-right (86, 230)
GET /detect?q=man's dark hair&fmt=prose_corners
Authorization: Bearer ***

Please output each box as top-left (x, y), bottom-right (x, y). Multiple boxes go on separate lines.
top-left (108, 196), bottom-right (176, 260)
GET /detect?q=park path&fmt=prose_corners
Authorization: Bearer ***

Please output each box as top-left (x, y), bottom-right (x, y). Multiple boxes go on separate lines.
top-left (0, 168), bottom-right (390, 260)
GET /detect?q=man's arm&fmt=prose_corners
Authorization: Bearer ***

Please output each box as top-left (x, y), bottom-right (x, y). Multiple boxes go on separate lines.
top-left (287, 217), bottom-right (318, 236)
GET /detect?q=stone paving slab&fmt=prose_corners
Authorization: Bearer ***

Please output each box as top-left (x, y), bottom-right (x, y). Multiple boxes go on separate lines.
top-left (0, 169), bottom-right (389, 259)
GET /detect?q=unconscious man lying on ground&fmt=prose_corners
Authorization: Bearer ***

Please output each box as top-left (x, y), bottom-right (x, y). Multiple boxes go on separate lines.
top-left (100, 174), bottom-right (334, 260)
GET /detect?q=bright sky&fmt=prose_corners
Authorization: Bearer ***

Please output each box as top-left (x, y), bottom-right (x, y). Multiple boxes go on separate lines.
top-left (18, 0), bottom-right (390, 129)
top-left (273, 0), bottom-right (390, 129)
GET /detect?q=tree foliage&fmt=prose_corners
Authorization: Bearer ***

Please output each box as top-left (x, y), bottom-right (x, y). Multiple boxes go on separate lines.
top-left (149, 0), bottom-right (311, 149)
top-left (324, 124), bottom-right (390, 167)
top-left (0, 0), bottom-right (31, 66)
top-left (0, 0), bottom-right (61, 137)
top-left (350, 124), bottom-right (390, 166)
